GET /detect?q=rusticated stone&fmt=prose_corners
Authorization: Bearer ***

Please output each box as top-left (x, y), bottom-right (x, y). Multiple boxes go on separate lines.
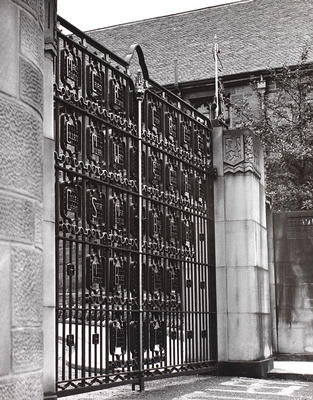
top-left (35, 201), bottom-right (43, 249)
top-left (16, 373), bottom-right (43, 400)
top-left (20, 11), bottom-right (43, 68)
top-left (12, 328), bottom-right (43, 373)
top-left (12, 246), bottom-right (43, 327)
top-left (0, 194), bottom-right (34, 244)
top-left (20, 57), bottom-right (43, 115)
top-left (0, 2), bottom-right (19, 97)
top-left (43, 138), bottom-right (55, 221)
top-left (0, 96), bottom-right (42, 198)
top-left (12, 0), bottom-right (43, 27)
top-left (0, 373), bottom-right (43, 400)
top-left (0, 378), bottom-right (15, 400)
top-left (38, 0), bottom-right (44, 27)
top-left (0, 244), bottom-right (10, 376)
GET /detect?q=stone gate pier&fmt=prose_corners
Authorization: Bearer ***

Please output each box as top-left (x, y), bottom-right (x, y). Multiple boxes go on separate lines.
top-left (213, 125), bottom-right (273, 377)
top-left (0, 0), bottom-right (45, 399)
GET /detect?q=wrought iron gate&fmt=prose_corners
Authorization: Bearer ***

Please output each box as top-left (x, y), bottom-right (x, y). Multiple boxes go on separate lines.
top-left (55, 17), bottom-right (217, 396)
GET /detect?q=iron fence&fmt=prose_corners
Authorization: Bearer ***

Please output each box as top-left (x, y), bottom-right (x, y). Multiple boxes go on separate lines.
top-left (55, 16), bottom-right (217, 396)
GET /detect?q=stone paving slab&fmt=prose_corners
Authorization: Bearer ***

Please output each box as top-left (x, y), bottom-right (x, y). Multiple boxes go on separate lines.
top-left (67, 375), bottom-right (313, 400)
top-left (272, 361), bottom-right (313, 375)
top-left (268, 361), bottom-right (313, 382)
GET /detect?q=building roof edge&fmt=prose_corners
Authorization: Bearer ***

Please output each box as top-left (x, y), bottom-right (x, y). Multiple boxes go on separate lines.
top-left (85, 0), bottom-right (254, 33)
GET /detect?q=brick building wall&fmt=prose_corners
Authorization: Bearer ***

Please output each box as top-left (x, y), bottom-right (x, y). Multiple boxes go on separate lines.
top-left (0, 1), bottom-right (44, 399)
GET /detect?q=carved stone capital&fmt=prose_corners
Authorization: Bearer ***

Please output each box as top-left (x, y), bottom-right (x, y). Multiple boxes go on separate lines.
top-left (223, 129), bottom-right (261, 178)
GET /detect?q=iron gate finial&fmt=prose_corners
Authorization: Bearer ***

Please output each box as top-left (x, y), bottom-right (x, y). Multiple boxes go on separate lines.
top-left (135, 69), bottom-right (145, 101)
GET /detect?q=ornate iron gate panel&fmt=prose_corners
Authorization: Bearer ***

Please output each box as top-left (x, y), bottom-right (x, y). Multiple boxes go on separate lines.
top-left (55, 17), bottom-right (217, 397)
top-left (140, 83), bottom-right (217, 380)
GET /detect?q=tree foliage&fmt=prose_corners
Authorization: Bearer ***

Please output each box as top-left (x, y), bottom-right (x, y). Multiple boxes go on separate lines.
top-left (232, 48), bottom-right (313, 211)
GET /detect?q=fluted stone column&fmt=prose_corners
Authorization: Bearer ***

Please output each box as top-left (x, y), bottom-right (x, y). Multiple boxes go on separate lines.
top-left (213, 126), bottom-right (273, 377)
top-left (0, 0), bottom-right (45, 399)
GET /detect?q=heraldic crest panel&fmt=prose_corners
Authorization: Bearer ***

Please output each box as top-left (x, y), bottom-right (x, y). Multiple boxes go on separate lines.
top-left (54, 17), bottom-right (217, 396)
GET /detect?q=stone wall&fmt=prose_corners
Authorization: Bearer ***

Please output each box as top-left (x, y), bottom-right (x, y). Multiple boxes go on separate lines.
top-left (273, 211), bottom-right (313, 358)
top-left (0, 1), bottom-right (44, 399)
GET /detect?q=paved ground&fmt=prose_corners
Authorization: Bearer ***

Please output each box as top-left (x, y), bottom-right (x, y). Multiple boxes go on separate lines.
top-left (69, 374), bottom-right (313, 400)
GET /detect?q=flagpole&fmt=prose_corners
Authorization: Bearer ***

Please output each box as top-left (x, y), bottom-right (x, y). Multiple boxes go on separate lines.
top-left (214, 34), bottom-right (219, 119)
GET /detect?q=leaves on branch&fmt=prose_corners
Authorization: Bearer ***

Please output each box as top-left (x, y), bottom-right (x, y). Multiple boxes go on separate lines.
top-left (231, 45), bottom-right (313, 211)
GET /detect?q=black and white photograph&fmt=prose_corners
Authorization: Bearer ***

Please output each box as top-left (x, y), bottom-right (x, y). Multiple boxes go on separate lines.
top-left (0, 0), bottom-right (313, 399)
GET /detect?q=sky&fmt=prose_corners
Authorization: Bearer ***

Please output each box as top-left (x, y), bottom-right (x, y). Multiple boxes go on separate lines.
top-left (58, 0), bottom-right (237, 31)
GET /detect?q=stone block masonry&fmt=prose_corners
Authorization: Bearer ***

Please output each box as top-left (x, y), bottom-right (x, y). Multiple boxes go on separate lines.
top-left (273, 210), bottom-right (313, 358)
top-left (213, 125), bottom-right (273, 377)
top-left (0, 1), bottom-right (44, 399)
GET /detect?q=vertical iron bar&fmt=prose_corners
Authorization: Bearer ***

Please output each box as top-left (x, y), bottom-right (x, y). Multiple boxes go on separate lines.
top-left (68, 240), bottom-right (73, 381)
top-left (135, 71), bottom-right (145, 391)
top-left (62, 233), bottom-right (66, 380)
top-left (88, 244), bottom-right (92, 377)
top-left (81, 44), bottom-right (87, 384)
top-left (99, 249), bottom-right (103, 376)
top-left (75, 240), bottom-right (79, 378)
top-left (94, 306), bottom-right (97, 376)
top-left (55, 95), bottom-right (60, 391)
top-left (208, 176), bottom-right (216, 361)
top-left (200, 216), bottom-right (205, 361)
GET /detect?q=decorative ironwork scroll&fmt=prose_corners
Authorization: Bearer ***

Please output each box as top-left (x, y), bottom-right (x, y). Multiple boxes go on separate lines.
top-left (55, 16), bottom-right (217, 397)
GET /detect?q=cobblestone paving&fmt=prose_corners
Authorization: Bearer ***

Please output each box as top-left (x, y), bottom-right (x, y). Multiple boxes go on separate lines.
top-left (67, 375), bottom-right (313, 400)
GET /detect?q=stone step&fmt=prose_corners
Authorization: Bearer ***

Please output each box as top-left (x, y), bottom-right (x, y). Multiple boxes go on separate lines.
top-left (267, 361), bottom-right (313, 382)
